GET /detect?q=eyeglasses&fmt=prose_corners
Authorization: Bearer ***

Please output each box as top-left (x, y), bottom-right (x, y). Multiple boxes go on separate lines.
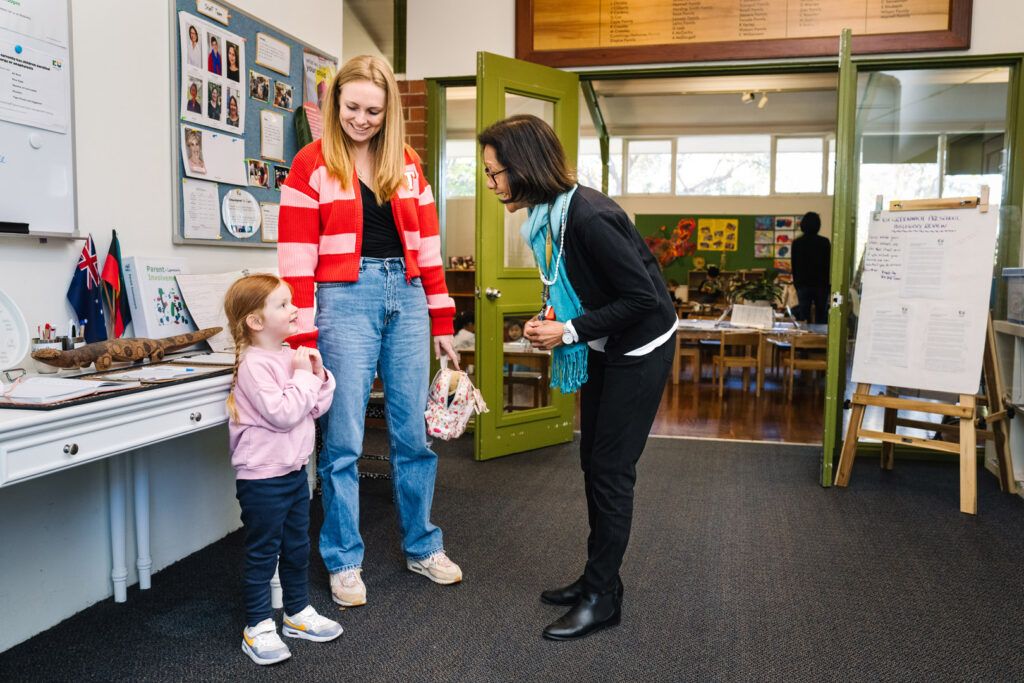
top-left (484, 168), bottom-right (508, 182)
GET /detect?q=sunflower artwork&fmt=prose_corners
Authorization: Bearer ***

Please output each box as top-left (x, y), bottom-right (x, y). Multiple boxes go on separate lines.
top-left (644, 218), bottom-right (697, 267)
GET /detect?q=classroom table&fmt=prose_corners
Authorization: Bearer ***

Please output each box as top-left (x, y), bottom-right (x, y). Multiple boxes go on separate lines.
top-left (458, 345), bottom-right (552, 410)
top-left (673, 320), bottom-right (828, 394)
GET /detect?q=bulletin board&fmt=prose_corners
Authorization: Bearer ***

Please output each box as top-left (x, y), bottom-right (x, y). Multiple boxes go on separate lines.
top-left (0, 0), bottom-right (76, 238)
top-left (635, 213), bottom-right (800, 286)
top-left (169, 0), bottom-right (336, 248)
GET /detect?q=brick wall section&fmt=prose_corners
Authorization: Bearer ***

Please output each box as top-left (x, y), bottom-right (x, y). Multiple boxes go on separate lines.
top-left (397, 79), bottom-right (428, 167)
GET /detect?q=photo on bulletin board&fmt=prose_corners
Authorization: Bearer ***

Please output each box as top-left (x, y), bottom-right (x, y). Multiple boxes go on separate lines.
top-left (273, 165), bottom-right (289, 190)
top-left (696, 218), bottom-right (714, 250)
top-left (178, 11), bottom-right (246, 134)
top-left (273, 81), bottom-right (293, 110)
top-left (249, 69), bottom-right (271, 102)
top-left (247, 158), bottom-right (270, 188)
top-left (225, 86), bottom-right (241, 128)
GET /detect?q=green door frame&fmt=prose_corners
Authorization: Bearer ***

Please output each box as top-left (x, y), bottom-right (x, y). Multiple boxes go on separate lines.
top-left (426, 50), bottom-right (1024, 475)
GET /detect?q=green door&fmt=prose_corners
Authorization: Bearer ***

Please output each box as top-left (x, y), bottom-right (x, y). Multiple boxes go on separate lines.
top-left (473, 52), bottom-right (579, 460)
top-left (821, 30), bottom-right (857, 485)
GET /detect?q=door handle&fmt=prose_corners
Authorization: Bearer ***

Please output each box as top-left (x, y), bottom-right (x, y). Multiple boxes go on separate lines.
top-left (485, 288), bottom-right (502, 300)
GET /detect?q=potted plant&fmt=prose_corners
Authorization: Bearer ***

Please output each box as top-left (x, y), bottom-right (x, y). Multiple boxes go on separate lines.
top-left (728, 270), bottom-right (782, 306)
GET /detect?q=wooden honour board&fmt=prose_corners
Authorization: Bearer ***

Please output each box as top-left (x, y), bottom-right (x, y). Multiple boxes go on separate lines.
top-left (517, 0), bottom-right (971, 67)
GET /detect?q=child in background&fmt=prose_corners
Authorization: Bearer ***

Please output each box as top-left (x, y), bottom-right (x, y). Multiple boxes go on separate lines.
top-left (504, 318), bottom-right (524, 343)
top-left (453, 311), bottom-right (475, 351)
top-left (224, 273), bottom-right (342, 666)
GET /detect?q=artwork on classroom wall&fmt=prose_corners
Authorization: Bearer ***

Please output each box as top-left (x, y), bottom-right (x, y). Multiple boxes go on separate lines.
top-left (303, 50), bottom-right (336, 108)
top-left (754, 244), bottom-right (774, 258)
top-left (775, 243), bottom-right (791, 259)
top-left (775, 258), bottom-right (793, 285)
top-left (179, 12), bottom-right (246, 133)
top-left (696, 218), bottom-right (715, 250)
top-left (775, 230), bottom-right (794, 246)
top-left (697, 218), bottom-right (738, 251)
top-left (249, 70), bottom-right (271, 102)
top-left (754, 230), bottom-right (774, 244)
top-left (775, 216), bottom-right (796, 230)
top-left (181, 125), bottom-right (246, 185)
top-left (755, 215), bottom-right (772, 232)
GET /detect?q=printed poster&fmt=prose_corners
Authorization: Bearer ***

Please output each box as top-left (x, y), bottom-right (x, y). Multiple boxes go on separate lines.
top-left (181, 124), bottom-right (246, 185)
top-left (303, 50), bottom-right (337, 108)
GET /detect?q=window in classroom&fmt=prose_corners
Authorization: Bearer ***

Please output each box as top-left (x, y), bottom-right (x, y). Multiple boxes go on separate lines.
top-left (577, 136), bottom-right (622, 195)
top-left (626, 138), bottom-right (673, 194)
top-left (827, 137), bottom-right (836, 196)
top-left (775, 137), bottom-right (824, 193)
top-left (444, 138), bottom-right (477, 198)
top-left (676, 134), bottom-right (770, 196)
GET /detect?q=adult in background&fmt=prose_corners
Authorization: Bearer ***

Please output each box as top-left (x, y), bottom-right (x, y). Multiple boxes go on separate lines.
top-left (278, 55), bottom-right (462, 609)
top-left (791, 211), bottom-right (831, 324)
top-left (478, 115), bottom-right (676, 641)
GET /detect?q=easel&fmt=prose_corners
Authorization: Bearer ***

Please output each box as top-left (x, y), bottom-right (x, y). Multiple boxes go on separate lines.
top-left (833, 190), bottom-right (1015, 515)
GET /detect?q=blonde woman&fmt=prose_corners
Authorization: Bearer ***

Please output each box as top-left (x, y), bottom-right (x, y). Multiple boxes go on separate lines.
top-left (278, 55), bottom-right (461, 608)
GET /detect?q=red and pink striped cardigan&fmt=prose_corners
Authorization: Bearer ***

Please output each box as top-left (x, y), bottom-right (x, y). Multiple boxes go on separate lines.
top-left (277, 140), bottom-right (455, 347)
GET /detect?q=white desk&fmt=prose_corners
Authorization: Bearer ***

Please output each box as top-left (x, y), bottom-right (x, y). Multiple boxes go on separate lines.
top-left (0, 374), bottom-right (232, 601)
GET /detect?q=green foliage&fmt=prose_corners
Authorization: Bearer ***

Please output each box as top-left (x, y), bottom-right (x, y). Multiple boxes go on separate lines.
top-left (728, 270), bottom-right (782, 304)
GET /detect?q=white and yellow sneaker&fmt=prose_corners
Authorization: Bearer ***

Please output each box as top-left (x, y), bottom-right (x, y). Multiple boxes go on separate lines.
top-left (407, 551), bottom-right (463, 585)
top-left (330, 568), bottom-right (367, 606)
top-left (242, 618), bottom-right (291, 666)
top-left (282, 605), bottom-right (343, 642)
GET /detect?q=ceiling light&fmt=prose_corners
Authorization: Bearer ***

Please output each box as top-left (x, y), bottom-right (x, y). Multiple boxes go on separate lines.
top-left (758, 92), bottom-right (768, 109)
top-left (740, 91), bottom-right (755, 103)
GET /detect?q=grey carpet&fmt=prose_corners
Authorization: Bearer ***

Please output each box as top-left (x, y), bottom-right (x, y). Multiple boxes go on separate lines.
top-left (3, 434), bottom-right (1024, 682)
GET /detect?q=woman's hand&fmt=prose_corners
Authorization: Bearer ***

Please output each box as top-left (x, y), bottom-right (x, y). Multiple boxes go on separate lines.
top-left (434, 335), bottom-right (461, 370)
top-left (524, 320), bottom-right (564, 350)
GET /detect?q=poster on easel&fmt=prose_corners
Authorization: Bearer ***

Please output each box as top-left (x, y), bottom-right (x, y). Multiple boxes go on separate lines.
top-left (850, 206), bottom-right (998, 394)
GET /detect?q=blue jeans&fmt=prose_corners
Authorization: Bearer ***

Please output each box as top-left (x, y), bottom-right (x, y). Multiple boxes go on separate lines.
top-left (315, 257), bottom-right (443, 573)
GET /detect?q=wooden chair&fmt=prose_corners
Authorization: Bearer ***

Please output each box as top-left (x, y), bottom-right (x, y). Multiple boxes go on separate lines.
top-left (672, 333), bottom-right (702, 384)
top-left (784, 333), bottom-right (828, 400)
top-left (711, 330), bottom-right (762, 398)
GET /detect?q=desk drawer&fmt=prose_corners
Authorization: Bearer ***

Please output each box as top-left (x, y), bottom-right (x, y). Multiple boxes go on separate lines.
top-left (1, 394), bottom-right (228, 486)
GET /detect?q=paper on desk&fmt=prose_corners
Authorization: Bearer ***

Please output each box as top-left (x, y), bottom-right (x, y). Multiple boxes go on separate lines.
top-left (0, 377), bottom-right (142, 404)
top-left (97, 365), bottom-right (216, 382)
top-left (177, 352), bottom-right (237, 366)
top-left (175, 268), bottom-right (278, 352)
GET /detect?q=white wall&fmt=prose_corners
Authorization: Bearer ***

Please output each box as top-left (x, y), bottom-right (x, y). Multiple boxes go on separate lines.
top-left (342, 3), bottom-right (386, 63)
top-left (0, 0), bottom-right (342, 653)
top-left (407, 0), bottom-right (1024, 80)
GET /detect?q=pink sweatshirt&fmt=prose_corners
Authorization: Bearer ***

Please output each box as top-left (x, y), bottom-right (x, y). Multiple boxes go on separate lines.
top-left (229, 346), bottom-right (336, 480)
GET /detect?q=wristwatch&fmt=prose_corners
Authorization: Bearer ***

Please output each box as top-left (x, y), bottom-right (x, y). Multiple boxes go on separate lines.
top-left (561, 321), bottom-right (575, 345)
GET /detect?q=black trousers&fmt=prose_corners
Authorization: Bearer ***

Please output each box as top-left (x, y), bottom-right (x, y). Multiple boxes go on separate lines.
top-left (796, 285), bottom-right (829, 324)
top-left (578, 336), bottom-right (674, 594)
top-left (235, 468), bottom-right (311, 627)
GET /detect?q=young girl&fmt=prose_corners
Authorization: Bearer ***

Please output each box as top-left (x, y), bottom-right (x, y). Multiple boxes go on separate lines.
top-left (224, 273), bottom-right (342, 666)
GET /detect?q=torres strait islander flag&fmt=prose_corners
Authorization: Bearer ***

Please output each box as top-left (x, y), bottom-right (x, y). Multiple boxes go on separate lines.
top-left (66, 234), bottom-right (108, 343)
top-left (100, 229), bottom-right (132, 337)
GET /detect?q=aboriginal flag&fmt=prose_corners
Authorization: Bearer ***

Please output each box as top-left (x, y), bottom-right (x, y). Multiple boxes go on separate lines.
top-left (101, 229), bottom-right (132, 338)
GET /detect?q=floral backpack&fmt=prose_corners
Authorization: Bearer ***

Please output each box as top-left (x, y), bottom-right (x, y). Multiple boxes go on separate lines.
top-left (424, 359), bottom-right (488, 440)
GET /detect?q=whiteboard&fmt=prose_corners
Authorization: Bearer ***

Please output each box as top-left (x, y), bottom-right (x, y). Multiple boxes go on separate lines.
top-left (0, 0), bottom-right (75, 237)
top-left (850, 207), bottom-right (998, 394)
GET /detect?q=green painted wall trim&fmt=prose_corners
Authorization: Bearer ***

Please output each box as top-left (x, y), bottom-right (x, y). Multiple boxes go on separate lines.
top-left (581, 81), bottom-right (609, 195)
top-left (392, 0), bottom-right (406, 74)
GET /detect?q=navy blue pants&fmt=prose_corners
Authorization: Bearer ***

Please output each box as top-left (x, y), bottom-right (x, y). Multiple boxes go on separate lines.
top-left (236, 468), bottom-right (310, 627)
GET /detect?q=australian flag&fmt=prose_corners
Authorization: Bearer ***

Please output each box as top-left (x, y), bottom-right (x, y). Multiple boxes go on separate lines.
top-left (67, 234), bottom-right (108, 343)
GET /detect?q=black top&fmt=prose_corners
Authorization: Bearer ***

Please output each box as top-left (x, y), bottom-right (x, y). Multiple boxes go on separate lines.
top-left (791, 233), bottom-right (831, 287)
top-left (562, 185), bottom-right (677, 361)
top-left (359, 180), bottom-right (404, 258)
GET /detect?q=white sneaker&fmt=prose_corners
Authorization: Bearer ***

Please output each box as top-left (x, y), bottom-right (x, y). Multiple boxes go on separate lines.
top-left (330, 568), bottom-right (366, 606)
top-left (242, 618), bottom-right (291, 666)
top-left (407, 550), bottom-right (463, 585)
top-left (283, 605), bottom-right (343, 642)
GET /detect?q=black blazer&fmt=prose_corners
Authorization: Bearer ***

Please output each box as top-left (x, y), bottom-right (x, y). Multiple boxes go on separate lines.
top-left (561, 185), bottom-right (676, 361)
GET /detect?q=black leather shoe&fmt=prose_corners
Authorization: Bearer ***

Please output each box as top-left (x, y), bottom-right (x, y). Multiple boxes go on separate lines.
top-left (542, 591), bottom-right (621, 641)
top-left (540, 577), bottom-right (624, 606)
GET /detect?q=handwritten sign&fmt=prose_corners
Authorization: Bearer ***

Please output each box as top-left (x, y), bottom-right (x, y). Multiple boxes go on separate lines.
top-left (851, 208), bottom-right (997, 394)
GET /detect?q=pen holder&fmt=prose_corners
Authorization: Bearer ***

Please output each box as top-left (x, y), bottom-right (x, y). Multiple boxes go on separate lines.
top-left (31, 339), bottom-right (62, 374)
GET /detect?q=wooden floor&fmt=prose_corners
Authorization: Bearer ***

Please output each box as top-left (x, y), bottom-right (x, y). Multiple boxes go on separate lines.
top-left (648, 366), bottom-right (827, 443)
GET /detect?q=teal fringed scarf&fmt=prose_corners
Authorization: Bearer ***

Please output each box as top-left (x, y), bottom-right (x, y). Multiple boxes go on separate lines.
top-left (521, 185), bottom-right (588, 393)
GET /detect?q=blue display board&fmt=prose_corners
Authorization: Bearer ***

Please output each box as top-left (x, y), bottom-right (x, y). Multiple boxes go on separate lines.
top-left (170, 0), bottom-right (335, 247)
